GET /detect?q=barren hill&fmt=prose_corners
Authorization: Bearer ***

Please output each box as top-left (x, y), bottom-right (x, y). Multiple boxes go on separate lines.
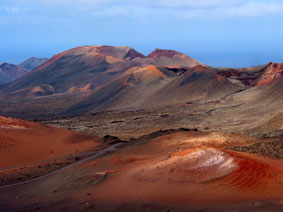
top-left (1, 46), bottom-right (206, 99)
top-left (1, 45), bottom-right (283, 121)
top-left (0, 63), bottom-right (30, 84)
top-left (66, 65), bottom-right (242, 115)
top-left (2, 46), bottom-right (145, 98)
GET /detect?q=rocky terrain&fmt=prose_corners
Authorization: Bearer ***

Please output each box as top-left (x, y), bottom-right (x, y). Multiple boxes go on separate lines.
top-left (1, 45), bottom-right (283, 211)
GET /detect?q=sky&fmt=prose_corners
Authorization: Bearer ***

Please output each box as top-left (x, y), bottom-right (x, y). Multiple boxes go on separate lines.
top-left (1, 0), bottom-right (283, 67)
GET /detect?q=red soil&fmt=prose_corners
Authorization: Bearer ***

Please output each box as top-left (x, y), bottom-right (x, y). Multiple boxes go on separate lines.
top-left (224, 150), bottom-right (283, 195)
top-left (0, 116), bottom-right (103, 168)
top-left (148, 49), bottom-right (186, 58)
top-left (256, 63), bottom-right (283, 86)
top-left (217, 63), bottom-right (283, 86)
top-left (76, 142), bottom-right (283, 206)
top-left (111, 155), bottom-right (153, 165)
top-left (216, 73), bottom-right (223, 82)
top-left (0, 131), bottom-right (282, 211)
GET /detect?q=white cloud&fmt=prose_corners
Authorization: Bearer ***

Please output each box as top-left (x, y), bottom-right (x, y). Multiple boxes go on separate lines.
top-left (1, 0), bottom-right (283, 23)
top-left (55, 0), bottom-right (283, 19)
top-left (220, 2), bottom-right (283, 17)
top-left (79, 0), bottom-right (283, 21)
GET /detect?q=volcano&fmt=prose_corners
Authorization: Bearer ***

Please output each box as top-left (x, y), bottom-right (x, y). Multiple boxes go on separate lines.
top-left (1, 46), bottom-right (206, 99)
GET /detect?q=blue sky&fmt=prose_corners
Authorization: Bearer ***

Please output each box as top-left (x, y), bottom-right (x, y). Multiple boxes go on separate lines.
top-left (1, 0), bottom-right (283, 67)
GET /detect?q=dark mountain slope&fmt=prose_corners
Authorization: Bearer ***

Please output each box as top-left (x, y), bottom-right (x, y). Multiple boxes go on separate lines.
top-left (0, 63), bottom-right (30, 84)
top-left (2, 46), bottom-right (145, 98)
top-left (65, 65), bottom-right (243, 115)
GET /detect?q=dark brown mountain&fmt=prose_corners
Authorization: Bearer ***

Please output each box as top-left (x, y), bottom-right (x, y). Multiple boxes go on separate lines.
top-left (19, 57), bottom-right (48, 70)
top-left (134, 48), bottom-right (206, 67)
top-left (0, 63), bottom-right (30, 84)
top-left (2, 46), bottom-right (144, 98)
top-left (4, 45), bottom-right (283, 120)
top-left (1, 45), bottom-right (205, 99)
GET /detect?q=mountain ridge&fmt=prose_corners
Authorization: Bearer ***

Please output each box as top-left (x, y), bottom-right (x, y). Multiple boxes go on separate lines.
top-left (1, 45), bottom-right (283, 119)
top-left (1, 45), bottom-right (205, 99)
top-left (19, 57), bottom-right (48, 70)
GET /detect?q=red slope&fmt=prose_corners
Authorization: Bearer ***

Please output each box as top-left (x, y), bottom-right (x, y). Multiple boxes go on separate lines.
top-left (217, 63), bottom-right (283, 87)
top-left (255, 63), bottom-right (283, 86)
top-left (0, 116), bottom-right (103, 167)
top-left (147, 48), bottom-right (188, 58)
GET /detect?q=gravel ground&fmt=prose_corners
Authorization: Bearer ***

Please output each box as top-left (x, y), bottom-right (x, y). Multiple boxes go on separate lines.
top-left (231, 138), bottom-right (283, 158)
